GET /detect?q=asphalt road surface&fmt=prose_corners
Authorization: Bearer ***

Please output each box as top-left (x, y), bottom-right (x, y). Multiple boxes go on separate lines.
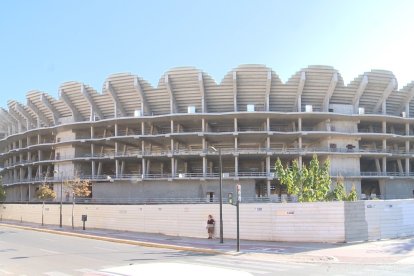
top-left (0, 226), bottom-right (413, 276)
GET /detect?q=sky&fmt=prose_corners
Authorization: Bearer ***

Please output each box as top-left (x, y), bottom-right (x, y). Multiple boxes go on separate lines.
top-left (1, 0), bottom-right (414, 108)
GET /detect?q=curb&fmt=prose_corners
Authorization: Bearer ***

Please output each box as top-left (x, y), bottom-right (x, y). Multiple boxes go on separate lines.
top-left (0, 223), bottom-right (229, 255)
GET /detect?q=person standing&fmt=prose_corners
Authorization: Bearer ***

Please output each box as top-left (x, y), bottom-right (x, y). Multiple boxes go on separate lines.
top-left (206, 214), bottom-right (215, 239)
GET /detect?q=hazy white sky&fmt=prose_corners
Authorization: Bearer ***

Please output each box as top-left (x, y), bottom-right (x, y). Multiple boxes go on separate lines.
top-left (1, 0), bottom-right (414, 108)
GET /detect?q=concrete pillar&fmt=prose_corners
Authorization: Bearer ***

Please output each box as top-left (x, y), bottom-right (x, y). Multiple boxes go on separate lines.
top-left (203, 156), bottom-right (207, 176)
top-left (115, 141), bottom-right (119, 177)
top-left (266, 117), bottom-right (270, 131)
top-left (266, 156), bottom-right (270, 175)
top-left (406, 140), bottom-right (410, 175)
top-left (142, 158), bottom-right (146, 177)
top-left (298, 118), bottom-right (302, 131)
top-left (235, 156), bottom-right (239, 175)
top-left (202, 118), bottom-right (205, 132)
top-left (267, 180), bottom-right (271, 197)
top-left (171, 158), bottom-right (175, 177)
top-left (234, 118), bottom-right (238, 132)
top-left (28, 166), bottom-right (32, 180)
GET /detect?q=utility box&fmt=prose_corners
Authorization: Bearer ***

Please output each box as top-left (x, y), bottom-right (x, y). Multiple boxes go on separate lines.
top-left (81, 214), bottom-right (88, 230)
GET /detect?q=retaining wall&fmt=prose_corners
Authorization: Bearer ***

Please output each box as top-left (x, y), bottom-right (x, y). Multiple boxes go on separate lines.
top-left (1, 200), bottom-right (413, 242)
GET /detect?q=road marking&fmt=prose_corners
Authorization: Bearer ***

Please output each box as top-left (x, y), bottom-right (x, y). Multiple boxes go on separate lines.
top-left (396, 255), bottom-right (414, 264)
top-left (40, 237), bottom-right (56, 242)
top-left (191, 258), bottom-right (272, 274)
top-left (0, 269), bottom-right (13, 275)
top-left (44, 272), bottom-right (71, 276)
top-left (40, 249), bottom-right (60, 254)
top-left (75, 268), bottom-right (100, 273)
top-left (94, 246), bottom-right (118, 252)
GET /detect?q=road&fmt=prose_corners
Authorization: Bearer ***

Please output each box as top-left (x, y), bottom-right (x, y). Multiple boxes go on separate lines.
top-left (0, 225), bottom-right (413, 275)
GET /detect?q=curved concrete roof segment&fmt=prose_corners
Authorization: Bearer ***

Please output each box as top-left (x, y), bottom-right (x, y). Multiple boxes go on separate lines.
top-left (1, 64), bottom-right (413, 133)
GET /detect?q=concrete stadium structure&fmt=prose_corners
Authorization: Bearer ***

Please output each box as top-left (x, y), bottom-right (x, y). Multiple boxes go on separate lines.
top-left (1, 65), bottom-right (414, 202)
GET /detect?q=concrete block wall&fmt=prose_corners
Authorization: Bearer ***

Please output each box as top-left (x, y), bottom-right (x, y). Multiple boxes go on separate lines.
top-left (1, 200), bottom-right (413, 243)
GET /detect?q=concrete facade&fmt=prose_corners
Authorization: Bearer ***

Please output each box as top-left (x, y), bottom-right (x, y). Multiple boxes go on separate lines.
top-left (1, 65), bottom-right (414, 202)
top-left (1, 200), bottom-right (413, 242)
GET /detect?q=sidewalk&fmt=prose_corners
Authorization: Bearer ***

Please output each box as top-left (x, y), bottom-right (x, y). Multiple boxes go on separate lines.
top-left (1, 220), bottom-right (413, 265)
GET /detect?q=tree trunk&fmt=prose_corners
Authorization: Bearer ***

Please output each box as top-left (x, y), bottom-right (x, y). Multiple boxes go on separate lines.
top-left (72, 196), bottom-right (75, 229)
top-left (42, 201), bottom-right (44, 226)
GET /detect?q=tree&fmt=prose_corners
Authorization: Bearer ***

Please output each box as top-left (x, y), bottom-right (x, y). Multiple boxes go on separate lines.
top-left (327, 176), bottom-right (347, 201)
top-left (36, 184), bottom-right (56, 226)
top-left (0, 185), bottom-right (6, 202)
top-left (347, 184), bottom-right (358, 201)
top-left (0, 176), bottom-right (6, 202)
top-left (275, 155), bottom-right (332, 202)
top-left (65, 178), bottom-right (91, 229)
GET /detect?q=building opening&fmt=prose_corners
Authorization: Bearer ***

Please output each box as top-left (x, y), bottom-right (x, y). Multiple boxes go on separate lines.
top-left (361, 179), bottom-right (380, 199)
top-left (206, 192), bottom-right (214, 202)
top-left (255, 180), bottom-right (267, 197)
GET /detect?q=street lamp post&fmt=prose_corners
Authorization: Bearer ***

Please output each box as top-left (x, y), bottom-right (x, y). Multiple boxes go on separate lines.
top-left (54, 170), bottom-right (63, 228)
top-left (210, 146), bottom-right (224, 244)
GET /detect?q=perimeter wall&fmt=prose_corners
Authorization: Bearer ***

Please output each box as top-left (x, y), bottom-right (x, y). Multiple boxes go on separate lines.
top-left (1, 200), bottom-right (413, 242)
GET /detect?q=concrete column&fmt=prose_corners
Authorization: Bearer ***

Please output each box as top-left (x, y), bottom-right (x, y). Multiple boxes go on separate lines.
top-left (406, 140), bottom-right (410, 175)
top-left (382, 121), bottom-right (387, 133)
top-left (405, 102), bottom-right (410, 117)
top-left (91, 143), bottom-right (95, 178)
top-left (234, 118), bottom-right (238, 132)
top-left (171, 120), bottom-right (174, 133)
top-left (267, 180), bottom-right (271, 197)
top-left (406, 123), bottom-right (410, 136)
top-left (298, 118), bottom-right (302, 131)
top-left (202, 118), bottom-right (205, 132)
top-left (171, 158), bottom-right (175, 177)
top-left (203, 156), bottom-right (207, 176)
top-left (141, 121), bottom-right (145, 135)
top-left (266, 117), bottom-right (270, 131)
top-left (382, 138), bottom-right (387, 174)
top-left (142, 158), bottom-right (146, 177)
top-left (115, 123), bottom-right (118, 136)
top-left (38, 165), bottom-right (42, 178)
top-left (28, 166), bottom-right (32, 180)
top-left (19, 167), bottom-right (24, 181)
top-left (115, 141), bottom-right (119, 177)
top-left (266, 156), bottom-right (270, 174)
top-left (235, 156), bottom-right (239, 175)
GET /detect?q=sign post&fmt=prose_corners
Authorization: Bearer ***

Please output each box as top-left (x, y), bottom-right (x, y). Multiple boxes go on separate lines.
top-left (236, 184), bottom-right (241, 252)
